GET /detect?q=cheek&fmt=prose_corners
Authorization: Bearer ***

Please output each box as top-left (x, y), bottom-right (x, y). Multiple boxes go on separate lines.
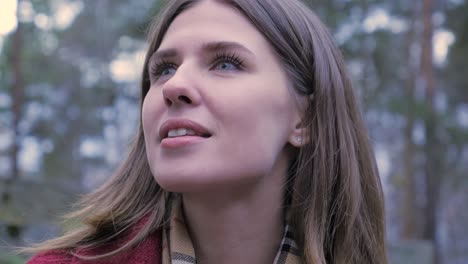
top-left (217, 107), bottom-right (290, 179)
top-left (215, 86), bottom-right (295, 155)
top-left (239, 91), bottom-right (294, 134)
top-left (141, 90), bottom-right (164, 140)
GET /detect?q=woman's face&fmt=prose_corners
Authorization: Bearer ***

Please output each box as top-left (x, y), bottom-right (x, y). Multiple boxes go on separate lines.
top-left (142, 0), bottom-right (302, 193)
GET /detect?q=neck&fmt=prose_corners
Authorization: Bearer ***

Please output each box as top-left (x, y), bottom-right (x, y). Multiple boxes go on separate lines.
top-left (181, 159), bottom-right (288, 264)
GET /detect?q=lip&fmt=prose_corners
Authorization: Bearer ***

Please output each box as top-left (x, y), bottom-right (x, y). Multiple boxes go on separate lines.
top-left (161, 136), bottom-right (207, 149)
top-left (159, 118), bottom-right (212, 142)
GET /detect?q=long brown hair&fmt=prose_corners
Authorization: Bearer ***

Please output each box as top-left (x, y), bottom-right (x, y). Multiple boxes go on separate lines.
top-left (27, 0), bottom-right (387, 263)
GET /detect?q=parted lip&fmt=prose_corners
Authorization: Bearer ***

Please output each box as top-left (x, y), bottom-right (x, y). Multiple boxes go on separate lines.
top-left (159, 118), bottom-right (212, 140)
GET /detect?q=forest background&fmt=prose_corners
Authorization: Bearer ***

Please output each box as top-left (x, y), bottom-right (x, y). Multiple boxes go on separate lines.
top-left (0, 0), bottom-right (467, 263)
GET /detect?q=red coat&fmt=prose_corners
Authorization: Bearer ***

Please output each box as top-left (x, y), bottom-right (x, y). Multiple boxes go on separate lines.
top-left (27, 230), bottom-right (162, 264)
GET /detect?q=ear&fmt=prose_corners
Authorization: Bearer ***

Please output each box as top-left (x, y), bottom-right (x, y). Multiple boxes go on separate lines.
top-left (288, 119), bottom-right (309, 147)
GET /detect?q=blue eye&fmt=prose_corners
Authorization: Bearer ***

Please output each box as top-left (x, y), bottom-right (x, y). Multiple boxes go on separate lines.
top-left (160, 67), bottom-right (176, 76)
top-left (214, 61), bottom-right (239, 71)
top-left (149, 61), bottom-right (177, 81)
top-left (212, 53), bottom-right (244, 71)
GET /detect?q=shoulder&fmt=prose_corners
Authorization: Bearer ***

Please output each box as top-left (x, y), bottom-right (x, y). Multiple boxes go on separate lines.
top-left (27, 230), bottom-right (163, 264)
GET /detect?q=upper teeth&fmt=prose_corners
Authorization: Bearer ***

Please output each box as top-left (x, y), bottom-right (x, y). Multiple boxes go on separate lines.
top-left (168, 128), bottom-right (196, 138)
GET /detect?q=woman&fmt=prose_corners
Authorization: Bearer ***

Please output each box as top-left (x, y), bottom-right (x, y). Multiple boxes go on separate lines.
top-left (27, 0), bottom-right (387, 263)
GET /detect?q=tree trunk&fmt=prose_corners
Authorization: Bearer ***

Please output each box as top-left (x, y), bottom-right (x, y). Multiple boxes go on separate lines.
top-left (421, 0), bottom-right (440, 263)
top-left (400, 0), bottom-right (420, 240)
top-left (2, 2), bottom-right (24, 241)
top-left (3, 5), bottom-right (23, 200)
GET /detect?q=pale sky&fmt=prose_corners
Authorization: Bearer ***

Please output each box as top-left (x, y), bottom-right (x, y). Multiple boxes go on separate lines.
top-left (0, 0), bottom-right (83, 35)
top-left (0, 0), bottom-right (17, 35)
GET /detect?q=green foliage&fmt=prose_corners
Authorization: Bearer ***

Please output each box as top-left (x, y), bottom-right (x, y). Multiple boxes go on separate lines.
top-left (0, 0), bottom-right (163, 233)
top-left (445, 1), bottom-right (468, 103)
top-left (0, 252), bottom-right (26, 264)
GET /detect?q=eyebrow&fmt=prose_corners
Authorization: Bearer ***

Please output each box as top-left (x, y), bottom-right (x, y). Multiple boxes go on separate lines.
top-left (149, 41), bottom-right (255, 63)
top-left (201, 41), bottom-right (255, 55)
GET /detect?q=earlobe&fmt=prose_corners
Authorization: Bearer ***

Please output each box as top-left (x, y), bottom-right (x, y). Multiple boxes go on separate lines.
top-left (288, 122), bottom-right (308, 147)
top-left (289, 132), bottom-right (307, 147)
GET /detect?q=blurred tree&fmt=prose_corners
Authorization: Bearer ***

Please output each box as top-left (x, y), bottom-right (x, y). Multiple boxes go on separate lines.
top-left (440, 0), bottom-right (468, 262)
top-left (0, 0), bottom-right (160, 246)
top-left (306, 0), bottom-right (466, 263)
top-left (400, 0), bottom-right (419, 241)
top-left (2, 0), bottom-right (24, 242)
top-left (420, 0), bottom-right (439, 262)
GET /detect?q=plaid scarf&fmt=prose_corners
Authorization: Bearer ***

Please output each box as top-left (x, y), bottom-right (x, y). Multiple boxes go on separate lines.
top-left (161, 203), bottom-right (302, 264)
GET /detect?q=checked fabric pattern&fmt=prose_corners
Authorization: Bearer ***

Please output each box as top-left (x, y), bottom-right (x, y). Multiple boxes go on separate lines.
top-left (161, 203), bottom-right (302, 264)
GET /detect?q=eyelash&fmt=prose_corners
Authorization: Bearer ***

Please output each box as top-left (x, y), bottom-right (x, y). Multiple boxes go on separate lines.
top-left (212, 52), bottom-right (245, 70)
top-left (149, 59), bottom-right (176, 79)
top-left (149, 52), bottom-right (245, 81)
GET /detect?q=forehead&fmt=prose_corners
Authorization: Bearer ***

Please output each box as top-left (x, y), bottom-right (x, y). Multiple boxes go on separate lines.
top-left (158, 0), bottom-right (269, 52)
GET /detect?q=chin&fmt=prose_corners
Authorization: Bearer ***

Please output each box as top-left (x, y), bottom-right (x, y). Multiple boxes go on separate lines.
top-left (153, 172), bottom-right (252, 194)
top-left (153, 173), bottom-right (214, 193)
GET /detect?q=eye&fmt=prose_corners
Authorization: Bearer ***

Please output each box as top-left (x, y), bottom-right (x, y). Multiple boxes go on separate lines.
top-left (149, 61), bottom-right (177, 81)
top-left (211, 53), bottom-right (244, 71)
top-left (215, 61), bottom-right (238, 71)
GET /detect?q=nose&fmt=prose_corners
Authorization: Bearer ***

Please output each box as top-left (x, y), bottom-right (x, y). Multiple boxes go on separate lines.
top-left (162, 66), bottom-right (201, 108)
